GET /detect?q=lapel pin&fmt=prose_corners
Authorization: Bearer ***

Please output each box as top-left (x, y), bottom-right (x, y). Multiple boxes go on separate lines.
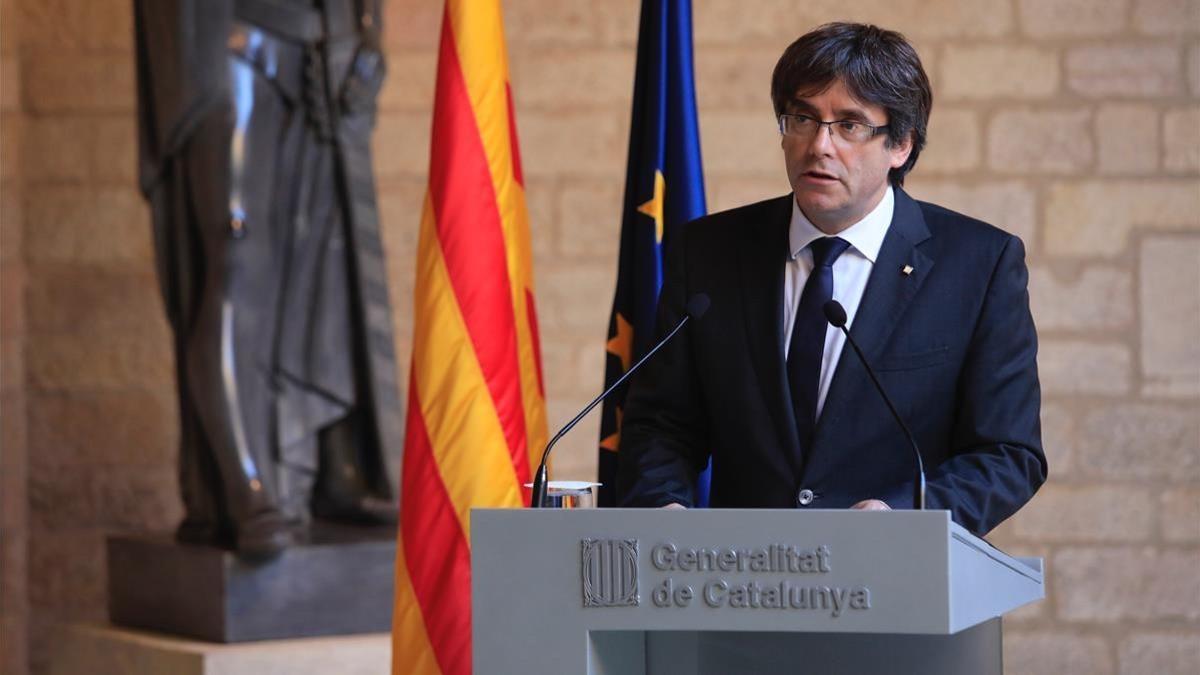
top-left (901, 264), bottom-right (914, 276)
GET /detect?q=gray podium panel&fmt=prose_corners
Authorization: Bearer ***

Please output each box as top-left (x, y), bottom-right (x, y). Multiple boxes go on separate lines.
top-left (472, 509), bottom-right (1042, 675)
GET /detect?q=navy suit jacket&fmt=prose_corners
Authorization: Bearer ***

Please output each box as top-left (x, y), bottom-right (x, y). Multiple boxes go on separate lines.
top-left (616, 188), bottom-right (1047, 536)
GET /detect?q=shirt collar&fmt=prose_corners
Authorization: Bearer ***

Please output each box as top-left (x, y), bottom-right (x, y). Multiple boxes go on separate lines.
top-left (789, 186), bottom-right (894, 264)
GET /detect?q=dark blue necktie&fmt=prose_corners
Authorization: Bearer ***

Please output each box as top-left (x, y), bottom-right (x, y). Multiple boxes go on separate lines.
top-left (787, 236), bottom-right (850, 457)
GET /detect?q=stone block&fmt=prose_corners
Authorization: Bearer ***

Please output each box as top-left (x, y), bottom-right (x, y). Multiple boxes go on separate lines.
top-left (700, 110), bottom-right (788, 175)
top-left (504, 0), bottom-right (640, 47)
top-left (0, 184), bottom-right (20, 261)
top-left (1055, 547), bottom-right (1200, 621)
top-left (1040, 401), bottom-right (1076, 477)
top-left (29, 462), bottom-right (100, 529)
top-left (375, 180), bottom-right (425, 263)
top-left (1190, 43), bottom-right (1200, 95)
top-left (1017, 0), bottom-right (1128, 37)
top-left (1, 55), bottom-right (19, 112)
top-left (49, 624), bottom-right (389, 675)
top-left (523, 176), bottom-right (557, 259)
top-left (2, 615), bottom-right (27, 675)
top-left (24, 49), bottom-right (134, 113)
top-left (1039, 340), bottom-right (1131, 395)
top-left (695, 47), bottom-right (784, 111)
top-left (535, 262), bottom-right (617, 334)
top-left (24, 186), bottom-right (153, 263)
top-left (1134, 0), bottom-right (1200, 35)
top-left (988, 109), bottom-right (1093, 174)
top-left (28, 528), bottom-right (107, 612)
top-left (93, 466), bottom-right (183, 531)
top-left (88, 115), bottom-right (138, 185)
top-left (0, 264), bottom-right (24, 337)
top-left (27, 331), bottom-right (174, 389)
top-left (18, 0), bottom-right (133, 50)
top-left (1161, 489), bottom-right (1200, 542)
top-left (27, 265), bottom-right (162, 335)
top-left (510, 49), bottom-right (634, 109)
top-left (371, 112), bottom-right (432, 181)
top-left (28, 388), bottom-right (177, 470)
top-left (1003, 631), bottom-right (1113, 675)
top-left (1066, 45), bottom-right (1182, 97)
top-left (1163, 107), bottom-right (1200, 172)
top-left (1, 114), bottom-right (21, 184)
top-left (1118, 632), bottom-right (1200, 674)
top-left (1096, 104), bottom-right (1160, 175)
top-left (1013, 484), bottom-right (1154, 542)
top-left (557, 179), bottom-right (622, 259)
top-left (1043, 180), bottom-right (1200, 257)
top-left (1140, 235), bottom-right (1200, 397)
top-left (1029, 265), bottom-right (1133, 332)
top-left (904, 179), bottom-right (1036, 246)
top-left (918, 108), bottom-right (981, 173)
top-left (382, 0), bottom-right (441, 51)
top-left (1078, 403), bottom-right (1200, 481)
top-left (0, 390), bottom-right (25, 470)
top-left (377, 51), bottom-right (436, 113)
top-left (519, 110), bottom-right (627, 178)
top-left (941, 46), bottom-right (1059, 100)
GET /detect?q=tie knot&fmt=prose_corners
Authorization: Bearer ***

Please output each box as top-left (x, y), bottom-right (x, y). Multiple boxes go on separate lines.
top-left (809, 237), bottom-right (850, 268)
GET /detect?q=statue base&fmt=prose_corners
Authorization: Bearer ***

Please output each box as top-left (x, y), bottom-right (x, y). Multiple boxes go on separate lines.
top-left (107, 522), bottom-right (395, 642)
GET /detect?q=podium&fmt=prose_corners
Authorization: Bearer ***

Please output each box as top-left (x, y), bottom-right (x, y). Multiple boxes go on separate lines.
top-left (472, 509), bottom-right (1043, 674)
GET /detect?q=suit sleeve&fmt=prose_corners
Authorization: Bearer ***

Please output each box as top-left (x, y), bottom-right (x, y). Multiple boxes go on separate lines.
top-left (616, 222), bottom-right (711, 507)
top-left (877, 235), bottom-right (1047, 535)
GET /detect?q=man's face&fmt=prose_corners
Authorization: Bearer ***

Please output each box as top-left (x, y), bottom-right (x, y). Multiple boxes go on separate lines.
top-left (781, 79), bottom-right (913, 234)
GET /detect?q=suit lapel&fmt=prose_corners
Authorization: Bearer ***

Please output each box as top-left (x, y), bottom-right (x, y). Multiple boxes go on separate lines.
top-left (737, 195), bottom-right (801, 466)
top-left (812, 188), bottom-right (934, 450)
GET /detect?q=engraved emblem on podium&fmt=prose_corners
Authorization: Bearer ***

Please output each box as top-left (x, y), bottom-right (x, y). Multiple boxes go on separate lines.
top-left (581, 539), bottom-right (639, 607)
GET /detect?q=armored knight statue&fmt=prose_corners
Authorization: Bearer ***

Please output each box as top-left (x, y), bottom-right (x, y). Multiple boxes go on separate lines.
top-left (134, 0), bottom-right (402, 558)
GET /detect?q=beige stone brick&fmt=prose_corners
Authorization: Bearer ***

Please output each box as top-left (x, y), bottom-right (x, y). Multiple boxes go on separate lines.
top-left (919, 108), bottom-right (982, 173)
top-left (941, 45), bottom-right (1060, 100)
top-left (93, 465), bottom-right (183, 531)
top-left (523, 176), bottom-right (557, 261)
top-left (19, 0), bottom-right (132, 50)
top-left (382, 0), bottom-right (442, 51)
top-left (0, 184), bottom-right (21, 261)
top-left (24, 116), bottom-right (89, 182)
top-left (988, 109), bottom-right (1093, 174)
top-left (706, 176), bottom-right (791, 214)
top-left (1119, 632), bottom-right (1200, 674)
top-left (1041, 401), bottom-right (1076, 477)
top-left (88, 115), bottom-right (137, 185)
top-left (699, 110), bottom-right (781, 175)
top-left (1, 55), bottom-right (19, 112)
top-left (0, 337), bottom-right (22, 391)
top-left (1066, 45), bottom-right (1182, 97)
top-left (504, 0), bottom-right (640, 47)
top-left (1013, 484), bottom-right (1154, 542)
top-left (0, 264), bottom-right (23, 338)
top-left (905, 179), bottom-right (1036, 245)
top-left (510, 49), bottom-right (635, 110)
top-left (1140, 235), bottom-right (1200, 397)
top-left (1017, 0), bottom-right (1128, 37)
top-left (1190, 43), bottom-right (1200, 95)
top-left (1161, 489), bottom-right (1200, 542)
top-left (1134, 0), bottom-right (1200, 35)
top-left (372, 112), bottom-right (432, 181)
top-left (27, 388), bottom-right (177, 470)
top-left (1029, 265), bottom-right (1133, 332)
top-left (27, 330), bottom-right (173, 389)
top-left (1055, 547), bottom-right (1200, 621)
top-left (1039, 340), bottom-right (1132, 395)
top-left (24, 186), bottom-right (153, 263)
top-left (543, 395), bottom-right (600, 479)
top-left (558, 179), bottom-right (623, 260)
top-left (377, 51), bottom-right (437, 113)
top-left (1163, 107), bottom-right (1200, 172)
top-left (1, 114), bottom-right (21, 184)
top-left (696, 47), bottom-right (782, 111)
top-left (534, 261), bottom-right (617, 335)
top-left (0, 390), bottom-right (25, 472)
top-left (1078, 403), bottom-right (1200, 480)
top-left (27, 265), bottom-right (162, 335)
top-left (523, 110), bottom-right (630, 179)
top-left (27, 529), bottom-right (106, 611)
top-left (1096, 104), bottom-right (1160, 175)
top-left (24, 49), bottom-right (133, 113)
top-left (1043, 180), bottom-right (1200, 257)
top-left (28, 463), bottom-right (98, 528)
top-left (1003, 631), bottom-right (1114, 675)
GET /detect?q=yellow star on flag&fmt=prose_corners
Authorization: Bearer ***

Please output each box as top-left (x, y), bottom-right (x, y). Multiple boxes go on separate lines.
top-left (637, 169), bottom-right (666, 243)
top-left (606, 312), bottom-right (633, 373)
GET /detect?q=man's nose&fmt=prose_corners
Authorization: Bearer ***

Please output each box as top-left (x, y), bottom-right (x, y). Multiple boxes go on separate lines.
top-left (806, 123), bottom-right (837, 155)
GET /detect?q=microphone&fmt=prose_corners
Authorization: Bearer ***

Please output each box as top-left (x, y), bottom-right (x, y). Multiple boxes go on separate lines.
top-left (822, 301), bottom-right (926, 510)
top-left (530, 293), bottom-right (711, 508)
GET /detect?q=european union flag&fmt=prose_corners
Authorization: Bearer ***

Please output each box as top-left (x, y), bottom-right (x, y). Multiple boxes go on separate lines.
top-left (598, 0), bottom-right (708, 507)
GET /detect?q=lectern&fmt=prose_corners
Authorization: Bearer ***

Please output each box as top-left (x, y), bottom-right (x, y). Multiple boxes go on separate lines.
top-left (472, 509), bottom-right (1042, 675)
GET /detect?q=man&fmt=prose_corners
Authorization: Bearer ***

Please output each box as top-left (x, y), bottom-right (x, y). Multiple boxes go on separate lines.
top-left (616, 22), bottom-right (1046, 536)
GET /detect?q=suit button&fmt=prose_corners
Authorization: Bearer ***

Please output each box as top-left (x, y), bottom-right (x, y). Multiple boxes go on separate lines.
top-left (797, 489), bottom-right (815, 506)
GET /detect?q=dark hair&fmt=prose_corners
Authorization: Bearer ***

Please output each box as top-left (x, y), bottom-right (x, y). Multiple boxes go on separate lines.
top-left (771, 23), bottom-right (932, 186)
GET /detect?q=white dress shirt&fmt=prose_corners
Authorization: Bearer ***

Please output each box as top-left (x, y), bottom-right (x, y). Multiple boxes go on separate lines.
top-left (783, 186), bottom-right (894, 418)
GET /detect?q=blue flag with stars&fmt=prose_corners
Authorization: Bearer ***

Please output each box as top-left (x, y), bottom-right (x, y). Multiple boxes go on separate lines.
top-left (598, 0), bottom-right (708, 507)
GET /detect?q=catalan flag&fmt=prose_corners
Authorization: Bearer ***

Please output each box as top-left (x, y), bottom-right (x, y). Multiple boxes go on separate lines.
top-left (392, 2), bottom-right (547, 673)
top-left (598, 0), bottom-right (707, 507)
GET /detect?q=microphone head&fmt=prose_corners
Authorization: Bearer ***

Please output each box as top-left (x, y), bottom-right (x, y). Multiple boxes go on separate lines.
top-left (823, 300), bottom-right (848, 328)
top-left (686, 293), bottom-right (711, 320)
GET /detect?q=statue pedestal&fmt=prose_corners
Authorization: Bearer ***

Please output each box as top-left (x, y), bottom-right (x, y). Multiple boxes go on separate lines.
top-left (107, 523), bottom-right (395, 642)
top-left (49, 624), bottom-right (388, 675)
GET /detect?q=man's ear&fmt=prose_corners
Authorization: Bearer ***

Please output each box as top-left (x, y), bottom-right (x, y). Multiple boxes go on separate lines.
top-left (889, 133), bottom-right (914, 170)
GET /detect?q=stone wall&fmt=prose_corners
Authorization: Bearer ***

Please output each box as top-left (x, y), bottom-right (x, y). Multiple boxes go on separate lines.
top-left (2, 0), bottom-right (1199, 673)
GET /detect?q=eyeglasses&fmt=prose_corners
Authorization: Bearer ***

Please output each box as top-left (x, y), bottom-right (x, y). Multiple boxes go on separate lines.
top-left (778, 113), bottom-right (889, 144)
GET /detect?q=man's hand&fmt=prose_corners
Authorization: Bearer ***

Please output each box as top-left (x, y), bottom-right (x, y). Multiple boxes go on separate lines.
top-left (850, 499), bottom-right (891, 511)
top-left (661, 503), bottom-right (687, 510)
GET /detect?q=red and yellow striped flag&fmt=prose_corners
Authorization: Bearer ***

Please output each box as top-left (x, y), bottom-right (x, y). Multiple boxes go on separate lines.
top-left (392, 2), bottom-right (548, 674)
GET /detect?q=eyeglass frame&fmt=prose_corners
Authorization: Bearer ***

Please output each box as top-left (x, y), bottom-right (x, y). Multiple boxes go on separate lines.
top-left (777, 112), bottom-right (891, 144)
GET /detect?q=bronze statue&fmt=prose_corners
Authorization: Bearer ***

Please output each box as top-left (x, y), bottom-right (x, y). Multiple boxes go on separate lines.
top-left (134, 0), bottom-right (402, 558)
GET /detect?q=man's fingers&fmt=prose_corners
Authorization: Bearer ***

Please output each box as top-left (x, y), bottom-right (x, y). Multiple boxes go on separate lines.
top-left (850, 499), bottom-right (891, 511)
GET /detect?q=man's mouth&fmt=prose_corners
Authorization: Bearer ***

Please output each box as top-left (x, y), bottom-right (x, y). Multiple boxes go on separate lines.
top-left (801, 169), bottom-right (839, 182)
